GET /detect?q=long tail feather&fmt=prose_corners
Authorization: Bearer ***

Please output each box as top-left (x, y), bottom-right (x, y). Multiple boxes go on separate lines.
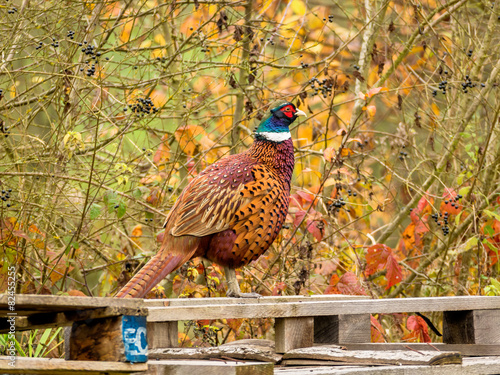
top-left (116, 252), bottom-right (186, 298)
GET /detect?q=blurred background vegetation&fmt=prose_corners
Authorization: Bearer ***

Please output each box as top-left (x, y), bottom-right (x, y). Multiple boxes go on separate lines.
top-left (1, 0), bottom-right (500, 349)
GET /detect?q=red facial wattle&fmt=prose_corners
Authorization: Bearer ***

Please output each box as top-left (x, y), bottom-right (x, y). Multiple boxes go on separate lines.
top-left (280, 105), bottom-right (296, 118)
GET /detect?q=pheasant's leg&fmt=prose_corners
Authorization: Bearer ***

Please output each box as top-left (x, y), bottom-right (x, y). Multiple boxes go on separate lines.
top-left (224, 267), bottom-right (261, 298)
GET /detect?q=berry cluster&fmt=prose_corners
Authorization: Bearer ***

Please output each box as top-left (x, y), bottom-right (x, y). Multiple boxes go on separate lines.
top-left (431, 211), bottom-right (450, 236)
top-left (308, 77), bottom-right (333, 98)
top-left (7, 6), bottom-right (17, 14)
top-left (466, 49), bottom-right (473, 58)
top-left (1, 189), bottom-right (13, 208)
top-left (50, 37), bottom-right (59, 48)
top-left (126, 97), bottom-right (158, 115)
top-left (0, 118), bottom-right (11, 138)
top-left (444, 194), bottom-right (462, 209)
top-left (347, 189), bottom-right (357, 197)
top-left (78, 43), bottom-right (102, 77)
top-left (67, 30), bottom-right (75, 40)
top-left (399, 150), bottom-right (409, 160)
top-left (461, 75), bottom-right (475, 93)
top-left (328, 197), bottom-right (347, 213)
top-left (322, 15), bottom-right (334, 23)
top-left (35, 41), bottom-right (43, 50)
top-left (432, 80), bottom-right (448, 97)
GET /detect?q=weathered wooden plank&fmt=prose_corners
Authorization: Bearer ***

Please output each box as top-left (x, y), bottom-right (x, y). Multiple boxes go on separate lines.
top-left (149, 339), bottom-right (282, 363)
top-left (274, 357), bottom-right (500, 375)
top-left (314, 315), bottom-right (370, 344)
top-left (147, 296), bottom-right (500, 322)
top-left (147, 321), bottom-right (178, 349)
top-left (275, 317), bottom-right (314, 353)
top-left (69, 315), bottom-right (147, 363)
top-left (146, 360), bottom-right (273, 375)
top-left (282, 346), bottom-right (461, 366)
top-left (339, 343), bottom-right (500, 356)
top-left (0, 295), bottom-right (143, 316)
top-left (0, 307), bottom-right (147, 333)
top-left (144, 295), bottom-right (369, 307)
top-left (0, 356), bottom-right (147, 374)
top-left (444, 310), bottom-right (500, 344)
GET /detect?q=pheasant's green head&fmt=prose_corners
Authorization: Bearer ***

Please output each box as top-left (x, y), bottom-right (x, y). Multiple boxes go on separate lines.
top-left (255, 101), bottom-right (306, 142)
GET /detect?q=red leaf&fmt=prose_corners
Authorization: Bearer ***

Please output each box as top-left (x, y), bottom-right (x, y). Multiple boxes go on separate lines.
top-left (410, 194), bottom-right (433, 223)
top-left (404, 315), bottom-right (431, 343)
top-left (371, 315), bottom-right (385, 343)
top-left (385, 253), bottom-right (403, 289)
top-left (366, 244), bottom-right (403, 289)
top-left (293, 209), bottom-right (306, 227)
top-left (337, 272), bottom-right (367, 295)
top-left (306, 219), bottom-right (324, 241)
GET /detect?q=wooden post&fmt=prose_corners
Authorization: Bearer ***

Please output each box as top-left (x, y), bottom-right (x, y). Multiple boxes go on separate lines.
top-left (69, 315), bottom-right (148, 363)
top-left (314, 314), bottom-right (370, 344)
top-left (147, 321), bottom-right (178, 349)
top-left (443, 310), bottom-right (500, 344)
top-left (274, 317), bottom-right (314, 353)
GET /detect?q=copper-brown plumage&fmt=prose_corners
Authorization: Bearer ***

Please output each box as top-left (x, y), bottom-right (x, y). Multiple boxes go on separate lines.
top-left (116, 101), bottom-right (306, 298)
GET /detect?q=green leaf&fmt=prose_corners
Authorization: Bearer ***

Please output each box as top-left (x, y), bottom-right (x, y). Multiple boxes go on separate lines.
top-left (491, 277), bottom-right (500, 290)
top-left (103, 191), bottom-right (119, 213)
top-left (457, 174), bottom-right (464, 185)
top-left (465, 237), bottom-right (478, 251)
top-left (116, 202), bottom-right (127, 219)
top-left (483, 209), bottom-right (500, 222)
top-left (484, 225), bottom-right (495, 236)
top-left (458, 186), bottom-right (470, 197)
top-left (89, 204), bottom-right (102, 220)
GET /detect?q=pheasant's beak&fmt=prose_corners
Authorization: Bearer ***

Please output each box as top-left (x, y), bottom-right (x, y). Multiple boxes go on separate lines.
top-left (295, 109), bottom-right (307, 117)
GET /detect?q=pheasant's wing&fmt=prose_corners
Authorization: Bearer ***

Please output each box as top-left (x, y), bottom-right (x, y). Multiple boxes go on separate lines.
top-left (167, 158), bottom-right (284, 238)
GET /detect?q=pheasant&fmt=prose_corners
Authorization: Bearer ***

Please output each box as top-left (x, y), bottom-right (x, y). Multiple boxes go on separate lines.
top-left (116, 101), bottom-right (306, 298)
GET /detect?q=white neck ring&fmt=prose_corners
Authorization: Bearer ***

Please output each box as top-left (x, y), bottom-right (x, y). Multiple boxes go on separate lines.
top-left (257, 131), bottom-right (291, 142)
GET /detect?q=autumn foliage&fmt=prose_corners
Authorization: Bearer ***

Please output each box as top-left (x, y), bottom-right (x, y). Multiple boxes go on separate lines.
top-left (1, 0), bottom-right (500, 349)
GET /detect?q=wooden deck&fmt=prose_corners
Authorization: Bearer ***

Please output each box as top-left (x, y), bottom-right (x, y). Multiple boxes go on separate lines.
top-left (1, 294), bottom-right (499, 374)
top-left (145, 295), bottom-right (500, 321)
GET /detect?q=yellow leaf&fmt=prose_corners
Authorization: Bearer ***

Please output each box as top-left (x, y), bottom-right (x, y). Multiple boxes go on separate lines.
top-left (363, 105), bottom-right (376, 117)
top-left (174, 125), bottom-right (207, 156)
top-left (291, 0), bottom-right (306, 15)
top-left (154, 33), bottom-right (166, 45)
top-left (119, 20), bottom-right (133, 43)
top-left (140, 40), bottom-right (151, 49)
top-left (431, 102), bottom-right (440, 116)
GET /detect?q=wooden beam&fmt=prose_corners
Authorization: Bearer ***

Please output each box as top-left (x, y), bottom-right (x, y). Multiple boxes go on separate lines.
top-left (444, 310), bottom-right (500, 344)
top-left (147, 296), bottom-right (500, 322)
top-left (314, 314), bottom-right (370, 344)
top-left (147, 321), bottom-right (178, 349)
top-left (0, 307), bottom-right (147, 333)
top-left (282, 346), bottom-right (461, 366)
top-left (339, 343), bottom-right (500, 356)
top-left (275, 317), bottom-right (314, 353)
top-left (0, 295), bottom-right (143, 316)
top-left (276, 357), bottom-right (500, 375)
top-left (144, 294), bottom-right (368, 307)
top-left (0, 356), bottom-right (147, 375)
top-left (147, 360), bottom-right (273, 375)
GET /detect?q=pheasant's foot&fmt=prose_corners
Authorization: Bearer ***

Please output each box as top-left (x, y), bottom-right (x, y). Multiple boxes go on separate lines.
top-left (226, 290), bottom-right (261, 298)
top-left (224, 266), bottom-right (261, 298)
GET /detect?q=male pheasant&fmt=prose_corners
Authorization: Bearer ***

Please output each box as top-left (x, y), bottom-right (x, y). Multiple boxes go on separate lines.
top-left (116, 101), bottom-right (306, 298)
